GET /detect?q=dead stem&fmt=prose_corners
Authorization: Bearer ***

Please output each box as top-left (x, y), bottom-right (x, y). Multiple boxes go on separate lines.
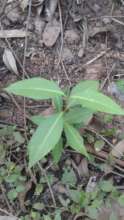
top-left (57, 0), bottom-right (64, 66)
top-left (22, 0), bottom-right (32, 142)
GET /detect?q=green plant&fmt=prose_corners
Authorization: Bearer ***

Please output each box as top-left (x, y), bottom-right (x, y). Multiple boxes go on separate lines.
top-left (0, 161), bottom-right (26, 201)
top-left (5, 78), bottom-right (124, 167)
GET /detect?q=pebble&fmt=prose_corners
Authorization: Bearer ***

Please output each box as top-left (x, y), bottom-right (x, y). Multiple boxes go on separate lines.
top-left (62, 47), bottom-right (74, 63)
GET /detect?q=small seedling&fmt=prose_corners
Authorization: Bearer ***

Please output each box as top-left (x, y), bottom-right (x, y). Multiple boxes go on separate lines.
top-left (5, 78), bottom-right (124, 167)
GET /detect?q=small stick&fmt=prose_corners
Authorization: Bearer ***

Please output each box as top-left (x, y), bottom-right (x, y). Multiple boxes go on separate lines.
top-left (84, 49), bottom-right (110, 66)
top-left (112, 17), bottom-right (124, 26)
top-left (57, 0), bottom-right (64, 66)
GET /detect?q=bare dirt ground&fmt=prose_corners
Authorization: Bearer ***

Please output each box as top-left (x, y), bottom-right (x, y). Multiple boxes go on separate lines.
top-left (1, 0), bottom-right (124, 124)
top-left (1, 0), bottom-right (124, 219)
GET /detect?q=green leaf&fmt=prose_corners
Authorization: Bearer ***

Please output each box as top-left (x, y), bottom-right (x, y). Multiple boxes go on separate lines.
top-left (7, 189), bottom-right (18, 201)
top-left (30, 115), bottom-right (45, 125)
top-left (69, 89), bottom-right (124, 115)
top-left (55, 210), bottom-right (61, 220)
top-left (71, 80), bottom-right (99, 95)
top-left (33, 202), bottom-right (44, 211)
top-left (61, 168), bottom-right (77, 186)
top-left (28, 112), bottom-right (63, 167)
top-left (87, 207), bottom-right (98, 219)
top-left (64, 122), bottom-right (89, 158)
top-left (94, 140), bottom-right (105, 151)
top-left (51, 138), bottom-right (63, 164)
top-left (64, 106), bottom-right (93, 125)
top-left (5, 77), bottom-right (65, 100)
top-left (43, 215), bottom-right (52, 220)
top-left (109, 211), bottom-right (118, 220)
top-left (118, 194), bottom-right (124, 206)
top-left (34, 184), bottom-right (43, 196)
top-left (100, 180), bottom-right (114, 192)
top-left (16, 185), bottom-right (25, 193)
top-left (68, 189), bottom-right (82, 203)
top-left (5, 174), bottom-right (19, 183)
top-left (14, 131), bottom-right (25, 144)
top-left (53, 96), bottom-right (63, 112)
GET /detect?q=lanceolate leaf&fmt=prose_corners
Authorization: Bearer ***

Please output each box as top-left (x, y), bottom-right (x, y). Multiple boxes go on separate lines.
top-left (64, 106), bottom-right (93, 125)
top-left (69, 89), bottom-right (124, 115)
top-left (64, 122), bottom-right (89, 158)
top-left (30, 115), bottom-right (45, 125)
top-left (5, 78), bottom-right (64, 100)
top-left (28, 112), bottom-right (63, 167)
top-left (70, 80), bottom-right (99, 96)
top-left (51, 138), bottom-right (63, 164)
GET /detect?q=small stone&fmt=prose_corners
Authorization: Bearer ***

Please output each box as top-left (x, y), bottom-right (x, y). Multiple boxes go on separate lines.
top-left (43, 19), bottom-right (60, 47)
top-left (64, 29), bottom-right (80, 44)
top-left (62, 47), bottom-right (74, 63)
top-left (78, 47), bottom-right (84, 58)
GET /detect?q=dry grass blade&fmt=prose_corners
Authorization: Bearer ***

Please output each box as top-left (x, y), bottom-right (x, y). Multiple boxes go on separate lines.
top-left (0, 217), bottom-right (18, 220)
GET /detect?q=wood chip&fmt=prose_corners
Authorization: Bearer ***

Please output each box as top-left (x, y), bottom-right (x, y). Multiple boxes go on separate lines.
top-left (43, 19), bottom-right (60, 47)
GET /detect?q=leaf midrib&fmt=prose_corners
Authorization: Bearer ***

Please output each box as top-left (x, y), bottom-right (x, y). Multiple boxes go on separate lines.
top-left (39, 112), bottom-right (63, 149)
top-left (70, 94), bottom-right (115, 110)
top-left (9, 87), bottom-right (64, 96)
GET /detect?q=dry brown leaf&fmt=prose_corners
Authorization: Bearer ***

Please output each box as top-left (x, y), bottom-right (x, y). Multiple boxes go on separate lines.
top-left (43, 19), bottom-right (61, 47)
top-left (111, 139), bottom-right (124, 158)
top-left (78, 158), bottom-right (89, 177)
top-left (18, 181), bottom-right (32, 212)
top-left (3, 48), bottom-right (18, 75)
top-left (0, 29), bottom-right (29, 38)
